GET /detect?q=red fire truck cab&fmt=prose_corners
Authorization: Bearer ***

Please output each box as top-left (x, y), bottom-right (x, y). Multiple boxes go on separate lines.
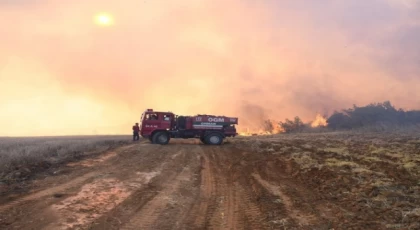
top-left (139, 109), bottom-right (238, 145)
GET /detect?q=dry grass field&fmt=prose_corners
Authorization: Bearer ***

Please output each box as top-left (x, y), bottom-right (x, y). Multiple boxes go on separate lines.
top-left (0, 132), bottom-right (419, 229)
top-left (0, 136), bottom-right (131, 195)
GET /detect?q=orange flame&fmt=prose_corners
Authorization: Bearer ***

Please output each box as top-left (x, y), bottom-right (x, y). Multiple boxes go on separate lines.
top-left (238, 132), bottom-right (251, 136)
top-left (239, 121), bottom-right (282, 136)
top-left (311, 114), bottom-right (328, 127)
top-left (271, 120), bottom-right (283, 134)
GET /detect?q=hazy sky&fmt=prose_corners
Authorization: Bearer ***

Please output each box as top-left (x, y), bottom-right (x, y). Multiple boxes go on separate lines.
top-left (1, 0), bottom-right (419, 136)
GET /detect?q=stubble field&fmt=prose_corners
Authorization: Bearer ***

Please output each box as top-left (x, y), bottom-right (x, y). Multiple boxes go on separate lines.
top-left (0, 132), bottom-right (419, 229)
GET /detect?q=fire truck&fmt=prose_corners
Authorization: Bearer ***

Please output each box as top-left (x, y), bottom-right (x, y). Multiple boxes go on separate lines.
top-left (139, 109), bottom-right (238, 145)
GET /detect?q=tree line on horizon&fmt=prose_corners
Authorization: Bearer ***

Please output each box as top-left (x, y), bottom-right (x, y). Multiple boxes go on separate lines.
top-left (264, 101), bottom-right (420, 133)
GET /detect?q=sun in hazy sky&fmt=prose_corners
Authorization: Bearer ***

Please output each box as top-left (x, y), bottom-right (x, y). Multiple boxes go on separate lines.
top-left (94, 13), bottom-right (114, 26)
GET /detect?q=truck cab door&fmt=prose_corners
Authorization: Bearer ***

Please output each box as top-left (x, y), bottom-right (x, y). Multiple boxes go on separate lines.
top-left (161, 113), bottom-right (173, 130)
top-left (142, 113), bottom-right (160, 134)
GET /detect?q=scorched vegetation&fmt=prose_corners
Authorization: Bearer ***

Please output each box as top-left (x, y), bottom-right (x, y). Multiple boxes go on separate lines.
top-left (234, 131), bottom-right (420, 229)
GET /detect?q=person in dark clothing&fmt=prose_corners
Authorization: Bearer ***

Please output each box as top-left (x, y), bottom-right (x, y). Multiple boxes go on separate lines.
top-left (132, 123), bottom-right (140, 141)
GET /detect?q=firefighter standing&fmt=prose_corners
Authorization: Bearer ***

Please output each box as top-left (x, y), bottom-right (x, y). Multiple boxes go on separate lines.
top-left (132, 123), bottom-right (140, 141)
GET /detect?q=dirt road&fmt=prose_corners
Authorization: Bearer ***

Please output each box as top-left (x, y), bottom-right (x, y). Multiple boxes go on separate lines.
top-left (1, 136), bottom-right (418, 229)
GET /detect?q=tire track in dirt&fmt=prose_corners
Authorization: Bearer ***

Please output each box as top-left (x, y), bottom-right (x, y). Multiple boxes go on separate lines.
top-left (206, 147), bottom-right (242, 230)
top-left (119, 166), bottom-right (188, 228)
top-left (201, 149), bottom-right (223, 229)
top-left (261, 154), bottom-right (350, 227)
top-left (0, 171), bottom-right (98, 214)
top-left (181, 145), bottom-right (216, 229)
top-left (229, 143), bottom-right (332, 229)
top-left (44, 170), bottom-right (162, 230)
top-left (0, 144), bottom-right (138, 215)
top-left (220, 145), bottom-right (321, 229)
top-left (0, 143), bottom-right (174, 230)
top-left (80, 143), bottom-right (202, 230)
top-left (118, 147), bottom-right (199, 230)
top-left (252, 173), bottom-right (318, 227)
top-left (44, 144), bottom-right (175, 230)
top-left (226, 183), bottom-right (240, 230)
top-left (236, 182), bottom-right (268, 229)
top-left (188, 145), bottom-right (267, 230)
top-left (218, 148), bottom-right (267, 230)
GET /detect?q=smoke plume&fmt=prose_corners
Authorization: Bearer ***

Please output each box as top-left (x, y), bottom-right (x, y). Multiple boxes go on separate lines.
top-left (1, 0), bottom-right (419, 135)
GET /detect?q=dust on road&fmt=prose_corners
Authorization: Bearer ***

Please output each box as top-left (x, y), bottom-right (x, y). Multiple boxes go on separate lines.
top-left (1, 135), bottom-right (418, 229)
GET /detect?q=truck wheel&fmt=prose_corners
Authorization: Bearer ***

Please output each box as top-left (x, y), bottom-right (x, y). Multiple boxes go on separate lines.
top-left (153, 132), bottom-right (170, 145)
top-left (205, 133), bottom-right (223, 145)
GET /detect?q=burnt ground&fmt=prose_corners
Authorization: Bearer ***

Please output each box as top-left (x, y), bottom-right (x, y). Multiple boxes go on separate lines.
top-left (0, 133), bottom-right (419, 230)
